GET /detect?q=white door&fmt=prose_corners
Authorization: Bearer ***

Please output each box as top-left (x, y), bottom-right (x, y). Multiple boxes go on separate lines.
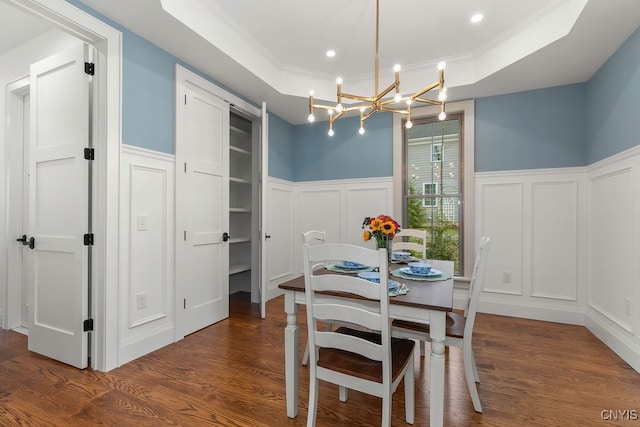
top-left (259, 102), bottom-right (269, 319)
top-left (177, 79), bottom-right (230, 336)
top-left (27, 44), bottom-right (92, 369)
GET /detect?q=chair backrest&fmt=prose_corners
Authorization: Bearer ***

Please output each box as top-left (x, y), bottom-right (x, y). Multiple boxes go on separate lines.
top-left (392, 228), bottom-right (427, 259)
top-left (463, 236), bottom-right (491, 336)
top-left (301, 230), bottom-right (327, 245)
top-left (303, 243), bottom-right (392, 382)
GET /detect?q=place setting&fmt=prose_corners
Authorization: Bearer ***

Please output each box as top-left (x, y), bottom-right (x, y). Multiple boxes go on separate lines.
top-left (325, 260), bottom-right (375, 273)
top-left (391, 261), bottom-right (452, 282)
top-left (390, 251), bottom-right (421, 264)
top-left (356, 271), bottom-right (409, 297)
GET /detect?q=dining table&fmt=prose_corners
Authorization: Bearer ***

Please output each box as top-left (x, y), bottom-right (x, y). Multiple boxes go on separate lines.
top-left (278, 259), bottom-right (454, 427)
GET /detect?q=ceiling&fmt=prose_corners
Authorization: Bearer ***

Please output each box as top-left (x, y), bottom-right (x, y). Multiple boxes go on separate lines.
top-left (2, 0), bottom-right (640, 125)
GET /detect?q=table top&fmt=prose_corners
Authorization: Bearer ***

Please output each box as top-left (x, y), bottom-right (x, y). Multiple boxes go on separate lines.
top-left (278, 262), bottom-right (454, 312)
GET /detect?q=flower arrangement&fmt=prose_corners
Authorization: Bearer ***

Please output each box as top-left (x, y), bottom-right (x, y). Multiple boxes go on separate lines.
top-left (362, 215), bottom-right (400, 249)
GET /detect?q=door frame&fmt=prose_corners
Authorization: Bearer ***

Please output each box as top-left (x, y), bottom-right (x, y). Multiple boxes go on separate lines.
top-left (5, 76), bottom-right (29, 332)
top-left (0, 0), bottom-right (121, 371)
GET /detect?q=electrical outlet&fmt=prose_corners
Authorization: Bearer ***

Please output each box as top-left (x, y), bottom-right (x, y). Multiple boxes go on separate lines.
top-left (137, 215), bottom-right (148, 231)
top-left (502, 271), bottom-right (512, 284)
top-left (625, 298), bottom-right (632, 316)
top-left (136, 293), bottom-right (147, 310)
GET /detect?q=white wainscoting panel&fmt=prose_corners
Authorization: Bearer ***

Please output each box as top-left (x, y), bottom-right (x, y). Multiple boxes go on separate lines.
top-left (119, 145), bottom-right (175, 365)
top-left (585, 146), bottom-right (640, 373)
top-left (294, 178), bottom-right (394, 274)
top-left (266, 179), bottom-right (295, 299)
top-left (588, 166), bottom-right (634, 332)
top-left (299, 189), bottom-right (342, 242)
top-left (480, 182), bottom-right (524, 295)
top-left (476, 168), bottom-right (586, 324)
top-left (531, 180), bottom-right (579, 301)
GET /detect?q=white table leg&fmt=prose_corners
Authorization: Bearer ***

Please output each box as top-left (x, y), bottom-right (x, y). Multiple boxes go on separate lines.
top-left (429, 311), bottom-right (446, 427)
top-left (284, 291), bottom-right (299, 418)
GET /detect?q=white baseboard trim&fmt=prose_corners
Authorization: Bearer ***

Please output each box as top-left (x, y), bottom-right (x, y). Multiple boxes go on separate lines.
top-left (586, 312), bottom-right (640, 374)
top-left (119, 323), bottom-right (175, 366)
top-left (477, 295), bottom-right (586, 325)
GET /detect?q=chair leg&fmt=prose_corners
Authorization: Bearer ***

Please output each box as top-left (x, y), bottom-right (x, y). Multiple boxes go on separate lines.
top-left (339, 386), bottom-right (348, 402)
top-left (404, 356), bottom-right (415, 424)
top-left (463, 346), bottom-right (482, 413)
top-left (470, 349), bottom-right (480, 383)
top-left (381, 389), bottom-right (392, 427)
top-left (307, 376), bottom-right (319, 426)
top-left (302, 342), bottom-right (310, 366)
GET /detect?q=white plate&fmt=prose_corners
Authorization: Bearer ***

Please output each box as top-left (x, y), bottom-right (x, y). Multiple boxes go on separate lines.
top-left (398, 267), bottom-right (442, 277)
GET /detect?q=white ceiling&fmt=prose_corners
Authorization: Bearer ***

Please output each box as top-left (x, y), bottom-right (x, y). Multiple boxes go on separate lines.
top-left (3, 0), bottom-right (640, 125)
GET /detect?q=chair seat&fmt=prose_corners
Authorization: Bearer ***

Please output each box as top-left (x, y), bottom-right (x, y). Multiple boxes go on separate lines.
top-left (392, 312), bottom-right (466, 339)
top-left (317, 327), bottom-right (415, 383)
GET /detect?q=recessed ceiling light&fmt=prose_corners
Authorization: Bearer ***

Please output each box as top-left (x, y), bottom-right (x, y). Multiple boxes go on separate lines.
top-left (471, 13), bottom-right (484, 24)
top-left (326, 50), bottom-right (336, 58)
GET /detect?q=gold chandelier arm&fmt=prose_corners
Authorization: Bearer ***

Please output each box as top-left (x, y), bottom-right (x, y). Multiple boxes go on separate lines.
top-left (413, 97), bottom-right (441, 105)
top-left (340, 92), bottom-right (376, 103)
top-left (380, 105), bottom-right (409, 114)
top-left (410, 82), bottom-right (440, 100)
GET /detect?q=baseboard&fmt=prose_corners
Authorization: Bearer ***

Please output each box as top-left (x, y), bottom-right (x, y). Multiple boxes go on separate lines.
top-left (477, 295), bottom-right (586, 325)
top-left (119, 323), bottom-right (175, 366)
top-left (585, 311), bottom-right (640, 374)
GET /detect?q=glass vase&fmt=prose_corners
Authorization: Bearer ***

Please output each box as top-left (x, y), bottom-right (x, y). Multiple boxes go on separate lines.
top-left (376, 235), bottom-right (393, 263)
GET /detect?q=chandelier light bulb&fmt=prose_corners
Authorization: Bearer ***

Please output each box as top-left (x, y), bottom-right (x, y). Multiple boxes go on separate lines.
top-left (393, 64), bottom-right (401, 72)
top-left (438, 61), bottom-right (446, 71)
top-left (359, 126), bottom-right (365, 135)
top-left (394, 93), bottom-right (402, 103)
top-left (328, 109), bottom-right (334, 116)
top-left (328, 128), bottom-right (335, 137)
top-left (336, 77), bottom-right (343, 85)
top-left (405, 120), bottom-right (413, 129)
top-left (439, 111), bottom-right (447, 120)
top-left (438, 91), bottom-right (447, 102)
top-left (307, 114), bottom-right (315, 123)
top-left (405, 99), bottom-right (412, 106)
top-left (309, 90), bottom-right (315, 96)
top-left (336, 103), bottom-right (343, 113)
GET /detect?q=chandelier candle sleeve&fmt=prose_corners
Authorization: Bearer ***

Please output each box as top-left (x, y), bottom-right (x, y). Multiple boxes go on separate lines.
top-left (307, 0), bottom-right (448, 136)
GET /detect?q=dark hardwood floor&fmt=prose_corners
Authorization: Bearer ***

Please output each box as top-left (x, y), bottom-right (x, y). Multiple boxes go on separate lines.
top-left (0, 292), bottom-right (638, 426)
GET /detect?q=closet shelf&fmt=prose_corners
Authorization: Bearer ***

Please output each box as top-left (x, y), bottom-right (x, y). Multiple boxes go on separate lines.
top-left (230, 176), bottom-right (251, 184)
top-left (230, 145), bottom-right (251, 156)
top-left (229, 263), bottom-right (251, 275)
top-left (230, 207), bottom-right (251, 213)
top-left (230, 237), bottom-right (251, 244)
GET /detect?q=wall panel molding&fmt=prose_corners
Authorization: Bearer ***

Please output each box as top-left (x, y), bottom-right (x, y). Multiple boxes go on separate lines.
top-left (119, 147), bottom-right (175, 365)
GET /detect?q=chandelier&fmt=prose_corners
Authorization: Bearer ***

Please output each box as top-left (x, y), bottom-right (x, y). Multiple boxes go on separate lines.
top-left (307, 0), bottom-right (447, 136)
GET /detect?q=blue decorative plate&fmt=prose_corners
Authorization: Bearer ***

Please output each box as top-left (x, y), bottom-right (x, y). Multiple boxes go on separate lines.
top-left (398, 267), bottom-right (442, 277)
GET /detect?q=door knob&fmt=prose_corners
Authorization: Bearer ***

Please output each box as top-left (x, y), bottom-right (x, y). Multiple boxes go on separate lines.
top-left (222, 232), bottom-right (230, 242)
top-left (17, 234), bottom-right (27, 243)
top-left (265, 234), bottom-right (271, 240)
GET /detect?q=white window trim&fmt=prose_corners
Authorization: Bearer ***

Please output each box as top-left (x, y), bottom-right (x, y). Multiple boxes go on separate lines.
top-left (393, 100), bottom-right (475, 279)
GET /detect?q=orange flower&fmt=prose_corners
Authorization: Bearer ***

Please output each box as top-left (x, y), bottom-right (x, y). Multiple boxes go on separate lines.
top-left (363, 230), bottom-right (371, 241)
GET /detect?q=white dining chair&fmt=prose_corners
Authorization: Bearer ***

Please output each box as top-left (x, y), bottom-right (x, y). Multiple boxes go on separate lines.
top-left (300, 230), bottom-right (327, 366)
top-left (303, 242), bottom-right (415, 427)
top-left (392, 236), bottom-right (490, 413)
top-left (392, 228), bottom-right (427, 259)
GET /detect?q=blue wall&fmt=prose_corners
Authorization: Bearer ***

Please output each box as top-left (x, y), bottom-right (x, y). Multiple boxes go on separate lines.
top-left (587, 27), bottom-right (640, 164)
top-left (475, 84), bottom-right (587, 172)
top-left (292, 113), bottom-right (393, 181)
top-left (268, 113), bottom-right (295, 181)
top-left (68, 0), bottom-right (640, 178)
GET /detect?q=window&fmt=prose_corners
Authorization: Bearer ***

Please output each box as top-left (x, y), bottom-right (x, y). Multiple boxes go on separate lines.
top-left (422, 183), bottom-right (439, 207)
top-left (431, 143), bottom-right (442, 162)
top-left (393, 101), bottom-right (475, 278)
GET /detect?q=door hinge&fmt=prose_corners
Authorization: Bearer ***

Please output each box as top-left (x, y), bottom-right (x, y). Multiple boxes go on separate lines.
top-left (84, 233), bottom-right (94, 246)
top-left (83, 318), bottom-right (94, 332)
top-left (184, 298), bottom-right (186, 309)
top-left (84, 147), bottom-right (94, 160)
top-left (84, 62), bottom-right (95, 76)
